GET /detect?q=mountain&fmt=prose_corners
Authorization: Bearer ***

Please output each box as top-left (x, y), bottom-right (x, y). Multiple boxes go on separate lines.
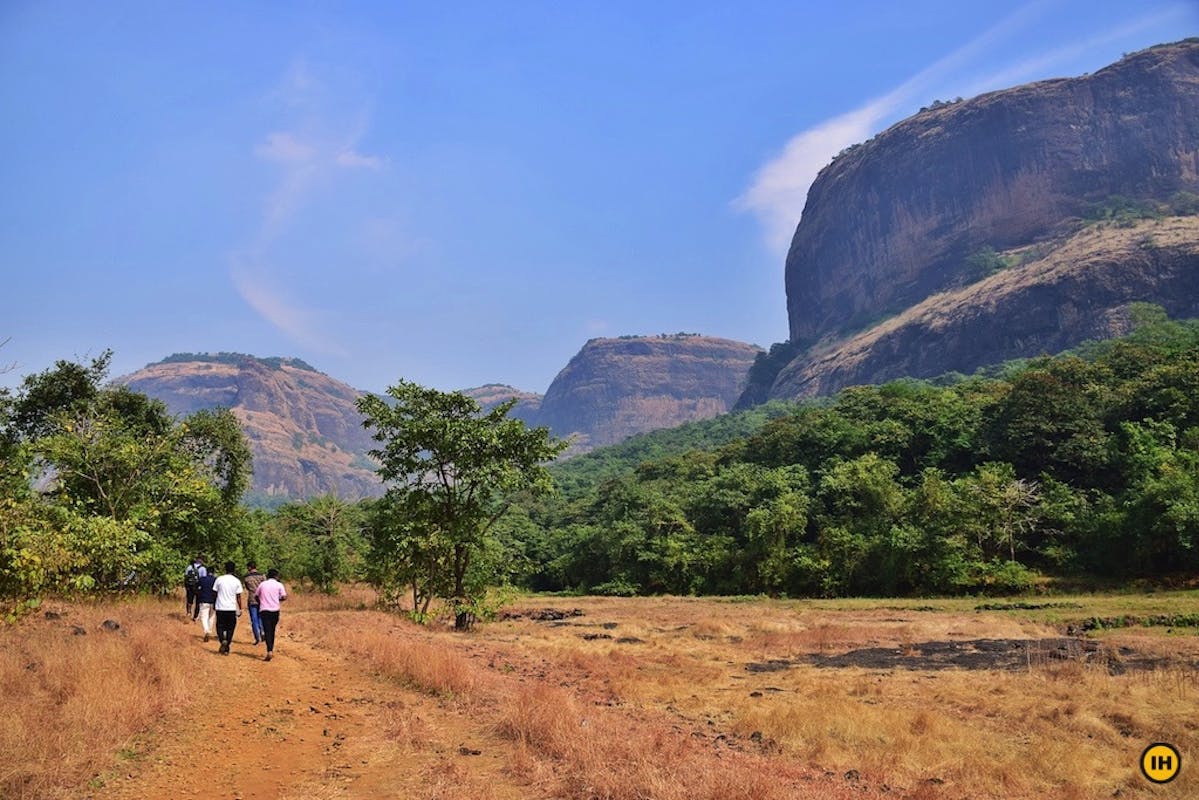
top-left (534, 334), bottom-right (762, 451)
top-left (459, 384), bottom-right (542, 423)
top-left (766, 39), bottom-right (1199, 401)
top-left (123, 338), bottom-right (761, 498)
top-left (121, 353), bottom-right (382, 501)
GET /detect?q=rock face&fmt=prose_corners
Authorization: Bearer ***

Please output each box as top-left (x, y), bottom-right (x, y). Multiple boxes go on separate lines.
top-left (459, 384), bottom-right (542, 424)
top-left (123, 341), bottom-right (760, 496)
top-left (122, 354), bottom-right (381, 501)
top-left (771, 39), bottom-right (1199, 400)
top-left (774, 218), bottom-right (1199, 398)
top-left (535, 335), bottom-right (761, 450)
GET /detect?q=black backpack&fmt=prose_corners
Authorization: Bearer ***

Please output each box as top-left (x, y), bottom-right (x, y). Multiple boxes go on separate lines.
top-left (184, 564), bottom-right (200, 590)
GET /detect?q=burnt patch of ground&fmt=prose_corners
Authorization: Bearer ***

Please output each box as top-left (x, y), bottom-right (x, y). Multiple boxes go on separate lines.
top-left (747, 638), bottom-right (1199, 674)
top-left (498, 608), bottom-right (585, 622)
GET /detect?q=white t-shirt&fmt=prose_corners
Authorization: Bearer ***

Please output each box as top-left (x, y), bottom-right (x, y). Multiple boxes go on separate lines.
top-left (213, 574), bottom-right (243, 611)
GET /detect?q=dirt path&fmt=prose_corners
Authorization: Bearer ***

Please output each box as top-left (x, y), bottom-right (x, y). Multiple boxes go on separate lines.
top-left (90, 613), bottom-right (532, 800)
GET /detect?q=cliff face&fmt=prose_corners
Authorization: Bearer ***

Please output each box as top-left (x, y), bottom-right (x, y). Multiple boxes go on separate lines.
top-left (122, 355), bottom-right (382, 501)
top-left (460, 384), bottom-right (543, 425)
top-left (769, 40), bottom-right (1199, 401)
top-left (784, 39), bottom-right (1199, 345)
top-left (774, 217), bottom-right (1199, 398)
top-left (122, 340), bottom-right (758, 496)
top-left (535, 335), bottom-right (761, 450)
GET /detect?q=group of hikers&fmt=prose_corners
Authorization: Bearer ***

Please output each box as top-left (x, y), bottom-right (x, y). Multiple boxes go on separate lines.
top-left (183, 557), bottom-right (287, 661)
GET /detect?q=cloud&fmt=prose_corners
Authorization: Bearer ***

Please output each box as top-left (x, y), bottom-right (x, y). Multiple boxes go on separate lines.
top-left (956, 5), bottom-right (1196, 98)
top-left (735, 105), bottom-right (886, 254)
top-left (255, 131), bottom-right (317, 164)
top-left (230, 264), bottom-right (348, 357)
top-left (233, 64), bottom-right (388, 350)
top-left (335, 148), bottom-right (385, 169)
top-left (735, 1), bottom-right (1055, 254)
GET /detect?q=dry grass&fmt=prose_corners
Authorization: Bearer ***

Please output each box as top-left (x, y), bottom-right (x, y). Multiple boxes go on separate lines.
top-left (0, 597), bottom-right (205, 800)
top-left (6, 590), bottom-right (1198, 799)
top-left (471, 594), bottom-right (1199, 799)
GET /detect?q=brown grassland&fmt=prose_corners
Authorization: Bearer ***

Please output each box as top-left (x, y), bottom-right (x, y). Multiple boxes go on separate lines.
top-left (2, 588), bottom-right (1197, 799)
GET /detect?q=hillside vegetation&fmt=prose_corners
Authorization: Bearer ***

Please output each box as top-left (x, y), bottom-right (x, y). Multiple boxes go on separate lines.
top-left (502, 307), bottom-right (1199, 596)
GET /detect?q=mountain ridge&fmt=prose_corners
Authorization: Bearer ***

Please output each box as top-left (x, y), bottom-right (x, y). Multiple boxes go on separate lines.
top-left (770, 38), bottom-right (1199, 401)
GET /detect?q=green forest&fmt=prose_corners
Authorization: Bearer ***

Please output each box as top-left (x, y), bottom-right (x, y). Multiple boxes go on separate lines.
top-left (4, 305), bottom-right (1199, 615)
top-left (503, 305), bottom-right (1199, 596)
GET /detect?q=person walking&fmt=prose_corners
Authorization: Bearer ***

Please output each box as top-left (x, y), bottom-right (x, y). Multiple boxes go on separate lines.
top-left (195, 567), bottom-right (218, 642)
top-left (184, 556), bottom-right (207, 619)
top-left (212, 561), bottom-right (244, 655)
top-left (255, 568), bottom-right (287, 662)
top-left (242, 562), bottom-right (266, 645)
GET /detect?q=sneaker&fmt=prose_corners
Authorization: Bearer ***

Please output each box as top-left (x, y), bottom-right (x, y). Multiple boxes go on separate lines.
top-left (203, 634), bottom-right (209, 642)
top-left (264, 653), bottom-right (272, 662)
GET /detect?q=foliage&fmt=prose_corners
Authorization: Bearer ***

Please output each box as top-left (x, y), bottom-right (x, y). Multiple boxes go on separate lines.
top-left (157, 352), bottom-right (319, 372)
top-left (358, 380), bottom-right (566, 628)
top-left (963, 245), bottom-right (1015, 281)
top-left (1084, 195), bottom-right (1162, 226)
top-left (0, 353), bottom-right (253, 600)
top-left (507, 310), bottom-right (1199, 598)
top-left (261, 496), bottom-right (366, 592)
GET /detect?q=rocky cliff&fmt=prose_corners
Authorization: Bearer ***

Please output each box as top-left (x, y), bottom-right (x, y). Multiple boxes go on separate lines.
top-left (770, 39), bottom-right (1199, 400)
top-left (123, 340), bottom-right (761, 496)
top-left (535, 335), bottom-right (761, 450)
top-left (460, 384), bottom-right (543, 424)
top-left (774, 217), bottom-right (1199, 397)
top-left (122, 354), bottom-right (382, 501)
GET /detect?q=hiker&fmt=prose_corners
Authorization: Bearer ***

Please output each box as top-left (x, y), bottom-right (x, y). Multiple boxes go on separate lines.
top-left (184, 556), bottom-right (207, 619)
top-left (255, 568), bottom-right (287, 662)
top-left (242, 561), bottom-right (266, 645)
top-left (195, 567), bottom-right (218, 642)
top-left (212, 561), bottom-right (244, 655)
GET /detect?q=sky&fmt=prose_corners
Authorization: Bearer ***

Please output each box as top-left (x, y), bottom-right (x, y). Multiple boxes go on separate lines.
top-left (2, 1), bottom-right (1196, 394)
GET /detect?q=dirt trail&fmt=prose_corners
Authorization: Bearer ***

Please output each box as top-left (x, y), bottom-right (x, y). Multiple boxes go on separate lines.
top-left (90, 613), bottom-right (531, 800)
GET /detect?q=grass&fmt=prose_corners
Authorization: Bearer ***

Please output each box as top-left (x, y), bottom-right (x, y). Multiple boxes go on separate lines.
top-left (0, 596), bottom-right (207, 800)
top-left (4, 589), bottom-right (1197, 799)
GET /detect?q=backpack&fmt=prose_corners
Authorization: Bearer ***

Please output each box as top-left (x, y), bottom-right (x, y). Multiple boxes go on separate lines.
top-left (184, 564), bottom-right (200, 590)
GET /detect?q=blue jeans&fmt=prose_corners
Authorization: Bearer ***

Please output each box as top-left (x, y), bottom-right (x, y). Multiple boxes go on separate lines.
top-left (247, 604), bottom-right (264, 642)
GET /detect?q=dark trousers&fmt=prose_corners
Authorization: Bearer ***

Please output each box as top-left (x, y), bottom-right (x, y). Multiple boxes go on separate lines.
top-left (215, 610), bottom-right (238, 647)
top-left (260, 609), bottom-right (280, 652)
top-left (185, 586), bottom-right (198, 617)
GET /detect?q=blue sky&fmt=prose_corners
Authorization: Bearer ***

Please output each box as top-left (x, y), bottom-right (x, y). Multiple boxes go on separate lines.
top-left (2, 1), bottom-right (1195, 394)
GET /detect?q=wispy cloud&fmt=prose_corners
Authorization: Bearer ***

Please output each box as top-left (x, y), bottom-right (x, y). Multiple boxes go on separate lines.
top-left (735, 2), bottom-right (1183, 254)
top-left (230, 263), bottom-right (349, 357)
top-left (231, 61), bottom-right (387, 351)
top-left (335, 148), bottom-right (384, 170)
top-left (255, 131), bottom-right (318, 164)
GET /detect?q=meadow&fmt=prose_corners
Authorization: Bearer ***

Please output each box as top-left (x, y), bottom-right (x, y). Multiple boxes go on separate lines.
top-left (2, 589), bottom-right (1197, 799)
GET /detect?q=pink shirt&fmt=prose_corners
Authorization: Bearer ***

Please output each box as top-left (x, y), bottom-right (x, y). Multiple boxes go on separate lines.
top-left (255, 578), bottom-right (287, 611)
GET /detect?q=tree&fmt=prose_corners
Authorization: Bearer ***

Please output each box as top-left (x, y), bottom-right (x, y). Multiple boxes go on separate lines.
top-left (267, 496), bottom-right (365, 592)
top-left (1, 353), bottom-right (253, 596)
top-left (358, 380), bottom-right (566, 628)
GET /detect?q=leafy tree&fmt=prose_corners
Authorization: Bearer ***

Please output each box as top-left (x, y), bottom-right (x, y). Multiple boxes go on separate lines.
top-left (266, 496), bottom-right (365, 592)
top-left (358, 380), bottom-right (565, 628)
top-left (0, 353), bottom-right (253, 598)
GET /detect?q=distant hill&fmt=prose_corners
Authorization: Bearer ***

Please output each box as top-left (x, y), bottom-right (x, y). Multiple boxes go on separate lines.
top-left (534, 334), bottom-right (762, 452)
top-left (760, 39), bottom-right (1199, 403)
top-left (459, 384), bottom-right (542, 423)
top-left (121, 354), bottom-right (381, 502)
top-left (123, 337), bottom-right (763, 499)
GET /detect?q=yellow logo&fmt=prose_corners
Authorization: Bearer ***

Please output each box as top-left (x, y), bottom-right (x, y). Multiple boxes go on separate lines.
top-left (1140, 742), bottom-right (1181, 784)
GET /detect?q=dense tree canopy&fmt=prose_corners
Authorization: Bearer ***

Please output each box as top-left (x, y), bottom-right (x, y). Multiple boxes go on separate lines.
top-left (0, 353), bottom-right (253, 601)
top-left (502, 309), bottom-right (1199, 597)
